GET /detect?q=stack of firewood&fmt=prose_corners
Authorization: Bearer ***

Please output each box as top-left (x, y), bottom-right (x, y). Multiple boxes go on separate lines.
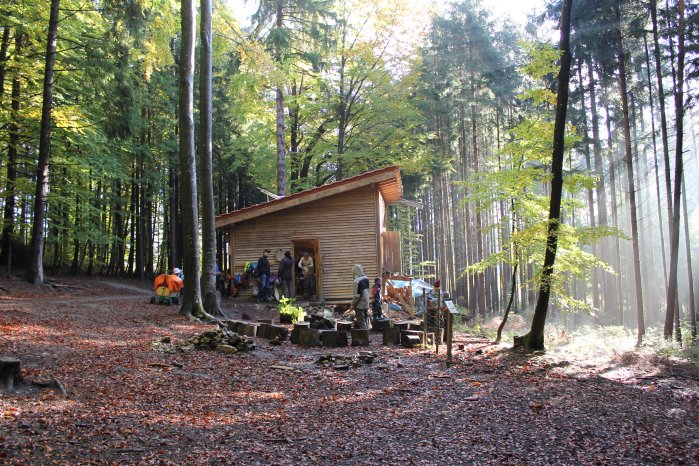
top-left (185, 327), bottom-right (256, 354)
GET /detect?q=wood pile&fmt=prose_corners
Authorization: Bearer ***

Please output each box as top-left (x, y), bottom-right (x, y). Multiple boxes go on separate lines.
top-left (185, 327), bottom-right (256, 354)
top-left (153, 327), bottom-right (256, 355)
top-left (316, 351), bottom-right (378, 370)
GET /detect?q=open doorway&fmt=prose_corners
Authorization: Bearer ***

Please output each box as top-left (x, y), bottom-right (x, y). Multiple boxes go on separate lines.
top-left (292, 239), bottom-right (320, 299)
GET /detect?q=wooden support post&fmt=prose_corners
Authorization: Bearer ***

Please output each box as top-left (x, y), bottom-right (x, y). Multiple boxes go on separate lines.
top-left (423, 287), bottom-right (428, 347)
top-left (0, 357), bottom-right (21, 392)
top-left (434, 280), bottom-right (441, 355)
top-left (447, 309), bottom-right (453, 363)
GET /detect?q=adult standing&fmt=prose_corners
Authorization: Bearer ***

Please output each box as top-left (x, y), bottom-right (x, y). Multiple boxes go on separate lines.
top-left (277, 250), bottom-right (293, 298)
top-left (350, 264), bottom-right (370, 330)
top-left (256, 249), bottom-right (271, 302)
top-left (298, 251), bottom-right (315, 298)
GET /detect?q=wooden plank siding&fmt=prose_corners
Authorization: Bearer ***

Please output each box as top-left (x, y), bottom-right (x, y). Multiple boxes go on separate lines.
top-left (227, 185), bottom-right (382, 303)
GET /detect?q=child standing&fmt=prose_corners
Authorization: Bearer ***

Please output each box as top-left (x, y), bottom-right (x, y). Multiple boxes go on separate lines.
top-left (371, 277), bottom-right (383, 322)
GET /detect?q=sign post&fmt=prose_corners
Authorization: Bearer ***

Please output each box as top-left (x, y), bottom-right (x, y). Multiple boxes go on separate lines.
top-left (444, 299), bottom-right (459, 364)
top-left (434, 280), bottom-right (440, 354)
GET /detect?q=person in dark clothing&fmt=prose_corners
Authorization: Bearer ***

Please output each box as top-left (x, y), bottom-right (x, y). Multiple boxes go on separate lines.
top-left (371, 277), bottom-right (383, 322)
top-left (277, 250), bottom-right (294, 299)
top-left (350, 264), bottom-right (370, 330)
top-left (257, 249), bottom-right (271, 302)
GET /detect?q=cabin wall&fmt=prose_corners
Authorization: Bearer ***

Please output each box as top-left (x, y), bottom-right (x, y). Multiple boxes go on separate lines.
top-left (228, 185), bottom-right (380, 302)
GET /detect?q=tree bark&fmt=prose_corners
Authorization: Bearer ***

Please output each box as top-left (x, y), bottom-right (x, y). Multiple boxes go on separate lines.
top-left (643, 33), bottom-right (669, 289)
top-left (199, 0), bottom-right (222, 316)
top-left (615, 4), bottom-right (645, 345)
top-left (513, 0), bottom-right (573, 351)
top-left (1, 31), bottom-right (21, 273)
top-left (26, 0), bottom-right (60, 284)
top-left (178, 0), bottom-right (205, 319)
top-left (681, 174), bottom-right (696, 339)
top-left (0, 26), bottom-right (10, 99)
top-left (664, 0), bottom-right (685, 340)
top-left (274, 2), bottom-right (287, 196)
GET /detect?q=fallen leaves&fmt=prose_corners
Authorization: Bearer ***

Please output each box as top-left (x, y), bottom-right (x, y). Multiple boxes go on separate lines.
top-left (0, 275), bottom-right (697, 465)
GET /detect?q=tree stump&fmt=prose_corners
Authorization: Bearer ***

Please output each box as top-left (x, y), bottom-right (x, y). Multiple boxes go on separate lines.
top-left (290, 322), bottom-right (310, 344)
top-left (382, 327), bottom-right (401, 346)
top-left (240, 323), bottom-right (257, 337)
top-left (351, 329), bottom-right (370, 346)
top-left (0, 357), bottom-right (21, 392)
top-left (401, 330), bottom-right (427, 346)
top-left (224, 320), bottom-right (242, 333)
top-left (372, 319), bottom-right (392, 332)
top-left (393, 320), bottom-right (410, 332)
top-left (299, 328), bottom-right (321, 347)
top-left (267, 325), bottom-right (288, 341)
top-left (408, 322), bottom-right (424, 331)
top-left (257, 323), bottom-right (271, 339)
top-left (401, 334), bottom-right (421, 348)
top-left (320, 330), bottom-right (348, 348)
top-left (336, 321), bottom-right (353, 332)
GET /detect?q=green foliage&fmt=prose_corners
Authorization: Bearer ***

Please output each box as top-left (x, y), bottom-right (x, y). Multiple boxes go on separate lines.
top-left (460, 40), bottom-right (618, 315)
top-left (277, 297), bottom-right (305, 323)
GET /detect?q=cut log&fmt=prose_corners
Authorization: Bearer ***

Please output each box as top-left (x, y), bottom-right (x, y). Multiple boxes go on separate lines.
top-left (320, 330), bottom-right (348, 348)
top-left (393, 320), bottom-right (410, 332)
top-left (267, 325), bottom-right (288, 341)
top-left (401, 334), bottom-right (421, 348)
top-left (299, 328), bottom-right (321, 347)
top-left (382, 327), bottom-right (401, 346)
top-left (336, 321), bottom-right (353, 332)
top-left (257, 323), bottom-right (271, 339)
top-left (351, 329), bottom-right (370, 347)
top-left (0, 357), bottom-right (21, 392)
top-left (408, 322), bottom-right (424, 331)
top-left (240, 323), bottom-right (257, 337)
top-left (402, 330), bottom-right (431, 346)
top-left (372, 319), bottom-right (392, 332)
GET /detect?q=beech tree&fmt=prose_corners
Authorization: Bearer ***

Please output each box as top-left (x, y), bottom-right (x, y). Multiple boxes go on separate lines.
top-left (26, 0), bottom-right (60, 284)
top-left (178, 0), bottom-right (205, 319)
top-left (199, 0), bottom-right (222, 316)
top-left (514, 0), bottom-right (573, 351)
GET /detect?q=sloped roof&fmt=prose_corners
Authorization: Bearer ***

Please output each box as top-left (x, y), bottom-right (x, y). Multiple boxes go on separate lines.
top-left (215, 166), bottom-right (403, 229)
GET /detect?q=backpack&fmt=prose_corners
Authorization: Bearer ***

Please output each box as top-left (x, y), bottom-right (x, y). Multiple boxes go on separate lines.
top-left (251, 262), bottom-right (260, 278)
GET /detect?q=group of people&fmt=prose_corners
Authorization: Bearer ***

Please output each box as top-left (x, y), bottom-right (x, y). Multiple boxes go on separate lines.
top-left (255, 249), bottom-right (316, 303)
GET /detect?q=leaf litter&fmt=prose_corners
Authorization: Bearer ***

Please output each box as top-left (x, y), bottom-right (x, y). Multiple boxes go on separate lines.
top-left (0, 275), bottom-right (697, 465)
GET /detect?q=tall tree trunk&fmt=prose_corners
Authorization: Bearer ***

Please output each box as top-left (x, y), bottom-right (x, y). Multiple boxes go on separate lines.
top-left (469, 68), bottom-right (486, 319)
top-left (577, 60), bottom-right (600, 313)
top-left (274, 2), bottom-right (287, 196)
top-left (179, 0), bottom-right (205, 319)
top-left (664, 0), bottom-right (685, 341)
top-left (0, 26), bottom-right (10, 99)
top-left (643, 33), bottom-right (669, 289)
top-left (615, 4), bottom-right (645, 344)
top-left (514, 0), bottom-right (573, 351)
top-left (199, 0), bottom-right (221, 316)
top-left (681, 175), bottom-right (696, 339)
top-left (26, 0), bottom-right (60, 284)
top-left (1, 32), bottom-right (21, 273)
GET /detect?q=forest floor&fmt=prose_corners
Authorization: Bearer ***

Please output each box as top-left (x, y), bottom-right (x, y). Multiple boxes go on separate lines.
top-left (0, 275), bottom-right (697, 465)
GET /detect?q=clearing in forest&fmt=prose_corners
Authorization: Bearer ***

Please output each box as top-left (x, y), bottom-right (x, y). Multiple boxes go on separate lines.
top-left (0, 276), bottom-right (697, 465)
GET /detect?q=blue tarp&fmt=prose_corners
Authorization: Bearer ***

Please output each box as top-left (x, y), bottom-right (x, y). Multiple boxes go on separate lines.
top-left (386, 278), bottom-right (433, 297)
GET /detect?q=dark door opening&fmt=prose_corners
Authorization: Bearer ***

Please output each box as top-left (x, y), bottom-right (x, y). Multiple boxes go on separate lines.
top-left (292, 239), bottom-right (320, 299)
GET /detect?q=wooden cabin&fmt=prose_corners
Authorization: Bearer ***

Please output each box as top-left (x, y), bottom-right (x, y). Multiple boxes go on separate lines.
top-left (215, 166), bottom-right (404, 303)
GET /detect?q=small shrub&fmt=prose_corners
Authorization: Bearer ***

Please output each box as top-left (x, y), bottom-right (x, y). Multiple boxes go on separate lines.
top-left (277, 297), bottom-right (305, 323)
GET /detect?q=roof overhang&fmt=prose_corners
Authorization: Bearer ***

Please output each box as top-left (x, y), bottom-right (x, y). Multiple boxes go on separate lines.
top-left (215, 166), bottom-right (403, 229)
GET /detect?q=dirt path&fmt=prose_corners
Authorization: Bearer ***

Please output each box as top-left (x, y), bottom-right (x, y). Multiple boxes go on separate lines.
top-left (0, 278), bottom-right (697, 465)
